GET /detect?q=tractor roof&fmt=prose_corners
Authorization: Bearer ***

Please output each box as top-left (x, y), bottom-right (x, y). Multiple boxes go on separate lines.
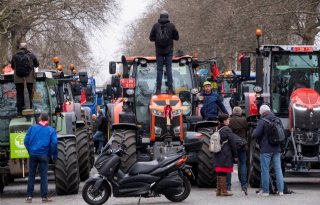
top-left (259, 45), bottom-right (320, 52)
top-left (126, 55), bottom-right (196, 62)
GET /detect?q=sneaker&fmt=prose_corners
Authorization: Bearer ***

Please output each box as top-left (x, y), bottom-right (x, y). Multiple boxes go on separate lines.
top-left (262, 193), bottom-right (269, 197)
top-left (25, 197), bottom-right (32, 203)
top-left (42, 197), bottom-right (53, 203)
top-left (278, 192), bottom-right (284, 196)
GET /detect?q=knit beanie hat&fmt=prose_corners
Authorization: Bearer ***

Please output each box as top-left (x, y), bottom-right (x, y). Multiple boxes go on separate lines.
top-left (259, 104), bottom-right (271, 115)
top-left (232, 106), bottom-right (242, 116)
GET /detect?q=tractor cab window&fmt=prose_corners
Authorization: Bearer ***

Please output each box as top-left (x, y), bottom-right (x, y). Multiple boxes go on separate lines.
top-left (271, 53), bottom-right (319, 115)
top-left (0, 82), bottom-right (17, 143)
top-left (33, 81), bottom-right (50, 114)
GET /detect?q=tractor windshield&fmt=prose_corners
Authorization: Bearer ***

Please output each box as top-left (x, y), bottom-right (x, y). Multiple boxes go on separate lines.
top-left (33, 81), bottom-right (50, 114)
top-left (135, 62), bottom-right (193, 125)
top-left (271, 53), bottom-right (319, 114)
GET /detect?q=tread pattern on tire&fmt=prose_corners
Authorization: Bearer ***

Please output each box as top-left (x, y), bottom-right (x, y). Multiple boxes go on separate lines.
top-left (248, 137), bottom-right (261, 188)
top-left (55, 138), bottom-right (79, 195)
top-left (76, 126), bottom-right (91, 181)
top-left (197, 127), bottom-right (217, 188)
top-left (110, 129), bottom-right (137, 173)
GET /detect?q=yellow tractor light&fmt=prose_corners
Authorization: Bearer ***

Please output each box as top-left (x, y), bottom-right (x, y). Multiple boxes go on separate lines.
top-left (69, 64), bottom-right (75, 70)
top-left (256, 29), bottom-right (262, 37)
top-left (53, 56), bottom-right (59, 64)
top-left (72, 68), bottom-right (77, 75)
top-left (57, 64), bottom-right (63, 71)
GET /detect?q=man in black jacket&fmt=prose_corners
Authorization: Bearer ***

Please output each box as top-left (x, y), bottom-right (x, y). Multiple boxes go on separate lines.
top-left (149, 10), bottom-right (179, 95)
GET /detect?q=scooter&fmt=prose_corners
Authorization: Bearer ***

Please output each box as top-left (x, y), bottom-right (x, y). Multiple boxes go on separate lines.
top-left (82, 132), bottom-right (203, 205)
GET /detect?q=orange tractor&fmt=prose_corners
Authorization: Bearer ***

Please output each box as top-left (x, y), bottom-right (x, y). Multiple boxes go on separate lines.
top-left (106, 55), bottom-right (219, 187)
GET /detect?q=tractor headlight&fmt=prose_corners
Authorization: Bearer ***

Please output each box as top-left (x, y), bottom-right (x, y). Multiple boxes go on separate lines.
top-left (126, 89), bottom-right (134, 96)
top-left (191, 88), bottom-right (199, 95)
top-left (313, 105), bottom-right (320, 111)
top-left (152, 109), bottom-right (163, 117)
top-left (154, 126), bottom-right (162, 135)
top-left (173, 126), bottom-right (181, 135)
top-left (293, 104), bottom-right (307, 111)
top-left (182, 101), bottom-right (191, 115)
top-left (172, 109), bottom-right (182, 117)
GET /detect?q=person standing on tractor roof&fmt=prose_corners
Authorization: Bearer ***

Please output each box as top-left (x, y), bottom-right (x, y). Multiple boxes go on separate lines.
top-left (11, 42), bottom-right (39, 116)
top-left (199, 81), bottom-right (228, 120)
top-left (149, 10), bottom-right (179, 95)
top-left (24, 112), bottom-right (57, 203)
top-left (252, 104), bottom-right (285, 196)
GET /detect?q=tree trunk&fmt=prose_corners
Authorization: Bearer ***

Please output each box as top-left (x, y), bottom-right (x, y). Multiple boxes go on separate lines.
top-left (0, 34), bottom-right (9, 68)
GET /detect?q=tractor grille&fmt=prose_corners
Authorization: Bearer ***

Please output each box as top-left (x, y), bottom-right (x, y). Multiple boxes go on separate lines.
top-left (154, 116), bottom-right (180, 141)
top-left (294, 108), bottom-right (320, 130)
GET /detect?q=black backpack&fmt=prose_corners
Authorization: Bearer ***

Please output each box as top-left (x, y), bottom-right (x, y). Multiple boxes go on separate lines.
top-left (156, 25), bottom-right (170, 48)
top-left (261, 118), bottom-right (285, 145)
top-left (14, 51), bottom-right (33, 77)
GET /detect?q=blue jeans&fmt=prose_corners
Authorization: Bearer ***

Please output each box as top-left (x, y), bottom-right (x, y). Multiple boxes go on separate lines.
top-left (156, 52), bottom-right (173, 91)
top-left (227, 173), bottom-right (231, 191)
top-left (238, 148), bottom-right (248, 188)
top-left (260, 152), bottom-right (284, 193)
top-left (27, 155), bottom-right (49, 198)
top-left (93, 131), bottom-right (105, 154)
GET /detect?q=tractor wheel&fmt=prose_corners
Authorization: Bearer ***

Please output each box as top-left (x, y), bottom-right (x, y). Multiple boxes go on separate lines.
top-left (248, 137), bottom-right (261, 188)
top-left (111, 129), bottom-right (137, 173)
top-left (55, 138), bottom-right (79, 195)
top-left (0, 173), bottom-right (4, 194)
top-left (76, 126), bottom-right (91, 181)
top-left (196, 127), bottom-right (216, 188)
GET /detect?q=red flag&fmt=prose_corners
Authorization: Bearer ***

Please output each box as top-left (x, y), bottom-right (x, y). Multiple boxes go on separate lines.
top-left (80, 89), bottom-right (87, 105)
top-left (238, 54), bottom-right (245, 64)
top-left (212, 63), bottom-right (220, 80)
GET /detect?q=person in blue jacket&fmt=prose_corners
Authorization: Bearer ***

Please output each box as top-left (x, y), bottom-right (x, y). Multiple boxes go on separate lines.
top-left (24, 112), bottom-right (58, 203)
top-left (199, 81), bottom-right (228, 120)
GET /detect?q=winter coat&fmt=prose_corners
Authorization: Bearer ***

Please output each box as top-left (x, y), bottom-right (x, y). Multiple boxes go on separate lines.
top-left (97, 115), bottom-right (108, 135)
top-left (252, 112), bottom-right (282, 153)
top-left (24, 123), bottom-right (58, 159)
top-left (229, 114), bottom-right (248, 139)
top-left (11, 48), bottom-right (39, 84)
top-left (149, 18), bottom-right (179, 56)
top-left (200, 90), bottom-right (228, 120)
top-left (214, 125), bottom-right (238, 168)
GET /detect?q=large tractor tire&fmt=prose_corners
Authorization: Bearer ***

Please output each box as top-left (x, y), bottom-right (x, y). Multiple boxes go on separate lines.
top-left (196, 127), bottom-right (216, 188)
top-left (111, 129), bottom-right (137, 173)
top-left (88, 133), bottom-right (95, 168)
top-left (248, 137), bottom-right (261, 188)
top-left (0, 173), bottom-right (4, 194)
top-left (76, 126), bottom-right (91, 181)
top-left (55, 138), bottom-right (79, 195)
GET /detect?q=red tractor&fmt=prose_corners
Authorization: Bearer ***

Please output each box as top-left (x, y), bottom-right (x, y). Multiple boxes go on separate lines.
top-left (241, 29), bottom-right (320, 187)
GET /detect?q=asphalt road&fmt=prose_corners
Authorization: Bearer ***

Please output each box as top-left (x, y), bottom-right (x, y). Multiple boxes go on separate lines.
top-left (1, 168), bottom-right (319, 205)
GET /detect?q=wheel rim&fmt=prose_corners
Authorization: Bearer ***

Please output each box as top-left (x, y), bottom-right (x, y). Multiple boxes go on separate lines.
top-left (86, 184), bottom-right (107, 202)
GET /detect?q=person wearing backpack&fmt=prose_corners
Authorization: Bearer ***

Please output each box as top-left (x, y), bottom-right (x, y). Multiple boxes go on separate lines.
top-left (11, 42), bottom-right (39, 116)
top-left (149, 10), bottom-right (179, 95)
top-left (252, 104), bottom-right (285, 196)
top-left (214, 113), bottom-right (238, 197)
top-left (228, 106), bottom-right (249, 194)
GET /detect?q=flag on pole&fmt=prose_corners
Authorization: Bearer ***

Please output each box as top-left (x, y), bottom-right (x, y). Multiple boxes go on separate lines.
top-left (212, 63), bottom-right (220, 80)
top-left (80, 89), bottom-right (87, 105)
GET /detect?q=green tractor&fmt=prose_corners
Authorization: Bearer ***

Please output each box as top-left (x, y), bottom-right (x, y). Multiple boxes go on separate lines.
top-left (0, 70), bottom-right (94, 195)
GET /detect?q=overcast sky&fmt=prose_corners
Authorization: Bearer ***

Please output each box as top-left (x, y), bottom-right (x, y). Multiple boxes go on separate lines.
top-left (89, 0), bottom-right (154, 86)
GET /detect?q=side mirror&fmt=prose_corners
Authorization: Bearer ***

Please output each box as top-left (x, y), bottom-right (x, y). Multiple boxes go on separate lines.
top-left (241, 56), bottom-right (251, 80)
top-left (109, 61), bottom-right (116, 74)
top-left (192, 60), bottom-right (199, 69)
top-left (79, 72), bottom-right (88, 84)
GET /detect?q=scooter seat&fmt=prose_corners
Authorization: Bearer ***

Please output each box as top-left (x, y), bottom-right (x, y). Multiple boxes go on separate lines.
top-left (129, 160), bottom-right (159, 175)
top-left (129, 154), bottom-right (182, 175)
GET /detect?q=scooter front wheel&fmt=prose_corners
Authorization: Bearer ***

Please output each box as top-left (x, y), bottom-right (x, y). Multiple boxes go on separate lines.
top-left (82, 181), bottom-right (110, 205)
top-left (165, 176), bottom-right (191, 202)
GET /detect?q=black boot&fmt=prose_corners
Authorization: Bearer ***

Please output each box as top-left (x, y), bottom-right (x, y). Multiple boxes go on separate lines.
top-left (168, 88), bottom-right (175, 94)
top-left (155, 89), bottom-right (161, 95)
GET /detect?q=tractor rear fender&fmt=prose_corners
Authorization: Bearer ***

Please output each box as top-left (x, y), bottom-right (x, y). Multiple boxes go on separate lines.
top-left (57, 134), bottom-right (76, 139)
top-left (111, 123), bottom-right (137, 131)
top-left (56, 112), bottom-right (76, 135)
top-left (74, 102), bottom-right (82, 121)
top-left (195, 121), bottom-right (219, 132)
top-left (81, 106), bottom-right (92, 127)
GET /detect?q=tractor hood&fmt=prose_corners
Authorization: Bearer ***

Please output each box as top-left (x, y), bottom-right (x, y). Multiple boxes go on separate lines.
top-left (290, 88), bottom-right (320, 109)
